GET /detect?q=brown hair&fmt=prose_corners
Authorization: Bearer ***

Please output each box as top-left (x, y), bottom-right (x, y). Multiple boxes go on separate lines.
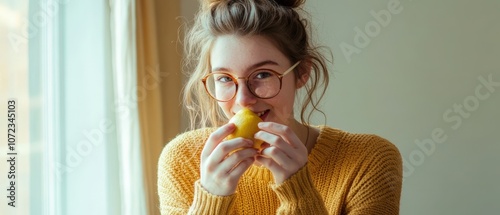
top-left (183, 0), bottom-right (331, 129)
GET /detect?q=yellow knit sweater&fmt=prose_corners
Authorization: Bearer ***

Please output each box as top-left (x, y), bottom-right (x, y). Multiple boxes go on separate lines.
top-left (158, 126), bottom-right (402, 214)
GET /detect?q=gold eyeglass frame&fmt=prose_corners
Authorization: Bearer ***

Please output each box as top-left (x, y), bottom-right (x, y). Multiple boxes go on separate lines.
top-left (201, 61), bottom-right (301, 102)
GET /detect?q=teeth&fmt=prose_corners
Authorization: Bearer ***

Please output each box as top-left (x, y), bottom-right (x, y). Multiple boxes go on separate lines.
top-left (257, 111), bottom-right (266, 117)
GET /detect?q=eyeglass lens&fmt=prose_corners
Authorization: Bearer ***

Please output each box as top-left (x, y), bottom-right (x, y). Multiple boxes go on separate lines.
top-left (205, 70), bottom-right (281, 101)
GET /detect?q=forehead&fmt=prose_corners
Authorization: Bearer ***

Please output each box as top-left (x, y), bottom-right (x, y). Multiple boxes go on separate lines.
top-left (210, 35), bottom-right (289, 72)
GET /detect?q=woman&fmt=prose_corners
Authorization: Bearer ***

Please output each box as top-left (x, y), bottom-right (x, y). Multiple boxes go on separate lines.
top-left (158, 0), bottom-right (402, 214)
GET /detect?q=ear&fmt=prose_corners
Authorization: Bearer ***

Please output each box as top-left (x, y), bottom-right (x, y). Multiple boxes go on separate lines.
top-left (295, 63), bottom-right (311, 89)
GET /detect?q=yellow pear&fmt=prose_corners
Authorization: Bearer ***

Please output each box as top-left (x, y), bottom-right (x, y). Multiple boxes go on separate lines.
top-left (226, 108), bottom-right (264, 149)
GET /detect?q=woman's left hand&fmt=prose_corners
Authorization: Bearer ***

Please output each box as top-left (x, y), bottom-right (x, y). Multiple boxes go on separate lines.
top-left (254, 122), bottom-right (308, 184)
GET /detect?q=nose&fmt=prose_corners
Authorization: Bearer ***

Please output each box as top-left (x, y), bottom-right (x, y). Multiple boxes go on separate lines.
top-left (234, 80), bottom-right (257, 106)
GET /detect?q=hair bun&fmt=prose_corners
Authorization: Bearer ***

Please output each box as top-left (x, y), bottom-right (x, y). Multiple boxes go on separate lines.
top-left (200, 0), bottom-right (305, 9)
top-left (273, 0), bottom-right (304, 8)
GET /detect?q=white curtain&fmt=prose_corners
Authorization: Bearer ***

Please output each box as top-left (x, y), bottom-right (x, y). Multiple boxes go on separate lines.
top-left (109, 0), bottom-right (146, 214)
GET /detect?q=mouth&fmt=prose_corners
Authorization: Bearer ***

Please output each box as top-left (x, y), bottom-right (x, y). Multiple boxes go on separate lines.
top-left (256, 109), bottom-right (270, 121)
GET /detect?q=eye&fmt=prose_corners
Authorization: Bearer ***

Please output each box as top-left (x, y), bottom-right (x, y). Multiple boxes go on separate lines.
top-left (253, 70), bottom-right (274, 79)
top-left (214, 74), bottom-right (234, 83)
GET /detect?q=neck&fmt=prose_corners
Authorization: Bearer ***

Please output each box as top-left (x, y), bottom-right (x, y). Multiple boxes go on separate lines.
top-left (288, 119), bottom-right (316, 153)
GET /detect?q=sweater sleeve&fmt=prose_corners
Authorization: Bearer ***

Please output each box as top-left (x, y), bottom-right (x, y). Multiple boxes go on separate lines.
top-left (188, 181), bottom-right (236, 214)
top-left (157, 129), bottom-right (237, 215)
top-left (271, 165), bottom-right (329, 215)
top-left (344, 136), bottom-right (403, 215)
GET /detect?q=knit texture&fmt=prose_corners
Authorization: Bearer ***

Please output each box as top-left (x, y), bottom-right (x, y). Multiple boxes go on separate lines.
top-left (157, 126), bottom-right (403, 214)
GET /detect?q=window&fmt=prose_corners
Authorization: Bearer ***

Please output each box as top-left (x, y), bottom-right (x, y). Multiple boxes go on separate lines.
top-left (1, 1), bottom-right (29, 214)
top-left (1, 0), bottom-right (146, 214)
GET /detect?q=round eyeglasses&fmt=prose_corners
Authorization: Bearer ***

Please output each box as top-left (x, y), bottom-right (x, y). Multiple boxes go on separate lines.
top-left (201, 61), bottom-right (301, 102)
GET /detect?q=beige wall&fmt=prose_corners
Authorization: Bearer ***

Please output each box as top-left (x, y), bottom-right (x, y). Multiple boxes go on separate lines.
top-left (180, 1), bottom-right (500, 214)
top-left (309, 0), bottom-right (500, 214)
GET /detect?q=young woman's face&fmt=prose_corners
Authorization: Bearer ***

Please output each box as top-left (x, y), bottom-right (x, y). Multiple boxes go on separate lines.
top-left (209, 35), bottom-right (299, 125)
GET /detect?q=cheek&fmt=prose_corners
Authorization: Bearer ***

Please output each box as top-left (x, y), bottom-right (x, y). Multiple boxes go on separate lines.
top-left (217, 102), bottom-right (233, 118)
top-left (269, 86), bottom-right (297, 122)
top-left (279, 78), bottom-right (298, 102)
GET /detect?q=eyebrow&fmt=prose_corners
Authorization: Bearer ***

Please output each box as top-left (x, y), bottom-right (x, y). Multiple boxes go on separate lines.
top-left (211, 60), bottom-right (280, 73)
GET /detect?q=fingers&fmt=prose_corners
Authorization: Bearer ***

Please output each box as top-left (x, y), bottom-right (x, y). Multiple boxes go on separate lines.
top-left (255, 153), bottom-right (282, 173)
top-left (224, 153), bottom-right (255, 182)
top-left (210, 137), bottom-right (254, 163)
top-left (255, 130), bottom-right (300, 160)
top-left (204, 146), bottom-right (257, 185)
top-left (229, 158), bottom-right (254, 181)
top-left (200, 124), bottom-right (258, 196)
top-left (255, 155), bottom-right (290, 184)
top-left (255, 122), bottom-right (306, 160)
top-left (257, 122), bottom-right (304, 149)
top-left (201, 123), bottom-right (235, 161)
top-left (254, 122), bottom-right (309, 184)
top-left (259, 145), bottom-right (293, 167)
top-left (256, 146), bottom-right (305, 184)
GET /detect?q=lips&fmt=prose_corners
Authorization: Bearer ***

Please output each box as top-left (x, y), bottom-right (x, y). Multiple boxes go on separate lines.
top-left (256, 109), bottom-right (270, 121)
top-left (232, 109), bottom-right (270, 121)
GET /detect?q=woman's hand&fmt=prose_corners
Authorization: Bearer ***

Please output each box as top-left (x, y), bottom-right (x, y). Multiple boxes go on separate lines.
top-left (200, 123), bottom-right (259, 196)
top-left (255, 122), bottom-right (308, 184)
